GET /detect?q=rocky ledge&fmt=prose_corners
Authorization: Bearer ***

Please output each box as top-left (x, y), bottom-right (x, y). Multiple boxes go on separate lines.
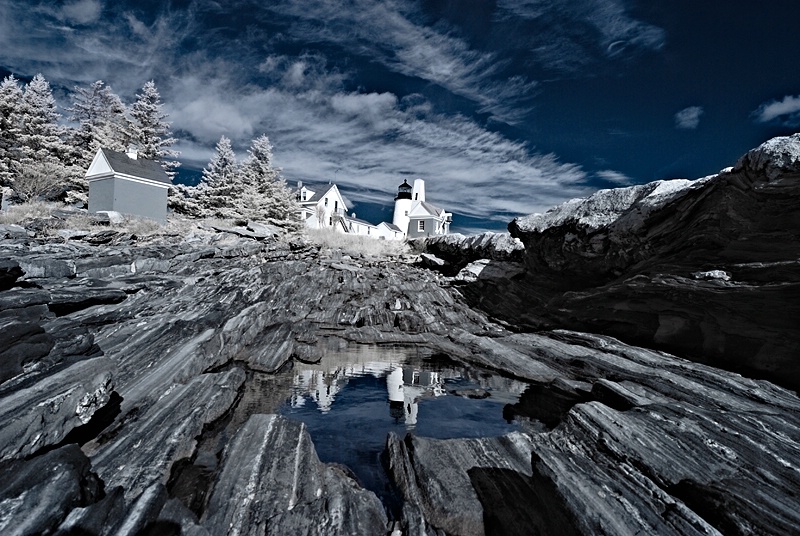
top-left (1, 135), bottom-right (800, 535)
top-left (455, 134), bottom-right (800, 391)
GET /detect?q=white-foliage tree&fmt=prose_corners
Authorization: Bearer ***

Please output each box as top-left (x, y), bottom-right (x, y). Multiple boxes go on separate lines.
top-left (15, 74), bottom-right (76, 199)
top-left (18, 74), bottom-right (70, 165)
top-left (0, 75), bottom-right (23, 186)
top-left (239, 134), bottom-right (299, 222)
top-left (130, 80), bottom-right (180, 177)
top-left (194, 135), bottom-right (242, 218)
top-left (69, 80), bottom-right (130, 167)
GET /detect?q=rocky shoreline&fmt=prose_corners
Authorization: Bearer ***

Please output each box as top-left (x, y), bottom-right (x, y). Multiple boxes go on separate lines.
top-left (2, 136), bottom-right (800, 535)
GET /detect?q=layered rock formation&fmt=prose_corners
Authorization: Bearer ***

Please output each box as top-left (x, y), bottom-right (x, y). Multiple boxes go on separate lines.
top-left (479, 134), bottom-right (800, 390)
top-left (1, 135), bottom-right (799, 535)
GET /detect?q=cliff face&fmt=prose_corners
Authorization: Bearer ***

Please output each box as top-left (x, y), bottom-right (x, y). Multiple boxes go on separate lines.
top-left (498, 134), bottom-right (800, 390)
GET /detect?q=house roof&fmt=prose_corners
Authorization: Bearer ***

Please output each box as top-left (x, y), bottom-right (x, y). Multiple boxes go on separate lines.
top-left (297, 182), bottom-right (351, 208)
top-left (410, 200), bottom-right (445, 218)
top-left (378, 222), bottom-right (402, 232)
top-left (102, 149), bottom-right (171, 184)
top-left (346, 215), bottom-right (378, 228)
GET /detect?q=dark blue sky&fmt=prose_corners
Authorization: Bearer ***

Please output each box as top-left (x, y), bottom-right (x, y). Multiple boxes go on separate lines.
top-left (2, 1), bottom-right (799, 232)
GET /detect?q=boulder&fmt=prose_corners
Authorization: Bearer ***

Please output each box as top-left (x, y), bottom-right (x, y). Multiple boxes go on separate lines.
top-left (496, 135), bottom-right (800, 389)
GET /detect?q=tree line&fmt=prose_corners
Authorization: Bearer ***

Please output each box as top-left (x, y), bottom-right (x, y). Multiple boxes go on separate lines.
top-left (0, 73), bottom-right (297, 223)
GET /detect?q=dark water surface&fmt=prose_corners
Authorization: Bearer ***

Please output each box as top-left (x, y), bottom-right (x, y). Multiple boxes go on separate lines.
top-left (169, 341), bottom-right (532, 518)
top-left (276, 343), bottom-right (529, 510)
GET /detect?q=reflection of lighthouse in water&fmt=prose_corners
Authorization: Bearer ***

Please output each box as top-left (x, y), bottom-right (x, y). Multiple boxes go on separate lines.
top-left (386, 366), bottom-right (445, 428)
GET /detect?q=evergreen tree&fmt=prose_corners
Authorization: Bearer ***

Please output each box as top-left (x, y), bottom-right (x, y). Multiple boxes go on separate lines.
top-left (0, 75), bottom-right (23, 186)
top-left (69, 80), bottom-right (130, 166)
top-left (239, 134), bottom-right (299, 221)
top-left (129, 80), bottom-right (179, 176)
top-left (15, 74), bottom-right (73, 198)
top-left (195, 135), bottom-right (242, 218)
top-left (18, 74), bottom-right (70, 166)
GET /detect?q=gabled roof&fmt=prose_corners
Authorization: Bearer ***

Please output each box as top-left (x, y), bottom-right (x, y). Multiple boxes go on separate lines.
top-left (409, 200), bottom-right (445, 218)
top-left (94, 149), bottom-right (171, 184)
top-left (297, 182), bottom-right (351, 209)
top-left (345, 215), bottom-right (378, 228)
top-left (378, 222), bottom-right (402, 232)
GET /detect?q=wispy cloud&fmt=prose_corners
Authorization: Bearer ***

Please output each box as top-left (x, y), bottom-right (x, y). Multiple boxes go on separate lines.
top-left (752, 95), bottom-right (800, 126)
top-left (674, 106), bottom-right (703, 129)
top-left (494, 0), bottom-right (665, 70)
top-left (0, 0), bottom-right (601, 227)
top-left (595, 170), bottom-right (633, 185)
top-left (261, 0), bottom-right (538, 125)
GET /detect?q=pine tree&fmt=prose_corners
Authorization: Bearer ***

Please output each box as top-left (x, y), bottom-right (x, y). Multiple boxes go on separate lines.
top-left (69, 80), bottom-right (130, 166)
top-left (239, 134), bottom-right (299, 222)
top-left (15, 74), bottom-right (73, 198)
top-left (18, 74), bottom-right (70, 166)
top-left (0, 75), bottom-right (23, 186)
top-left (194, 135), bottom-right (243, 218)
top-left (129, 80), bottom-right (179, 177)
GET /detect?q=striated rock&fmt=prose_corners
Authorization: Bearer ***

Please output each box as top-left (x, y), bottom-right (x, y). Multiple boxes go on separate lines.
top-left (0, 356), bottom-right (114, 460)
top-left (203, 414), bottom-right (388, 535)
top-left (0, 318), bottom-right (53, 383)
top-left (54, 486), bottom-right (127, 536)
top-left (413, 232), bottom-right (525, 266)
top-left (499, 135), bottom-right (800, 389)
top-left (0, 444), bottom-right (104, 536)
top-left (1, 184), bottom-right (798, 536)
top-left (387, 432), bottom-right (536, 536)
top-left (89, 368), bottom-right (245, 499)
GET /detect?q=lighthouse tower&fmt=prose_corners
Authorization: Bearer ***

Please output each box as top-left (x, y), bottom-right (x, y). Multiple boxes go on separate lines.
top-left (392, 179), bottom-right (413, 234)
top-left (411, 178), bottom-right (425, 202)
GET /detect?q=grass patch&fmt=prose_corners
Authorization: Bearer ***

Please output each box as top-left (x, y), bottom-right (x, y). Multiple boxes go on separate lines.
top-left (0, 200), bottom-right (59, 225)
top-left (305, 228), bottom-right (410, 257)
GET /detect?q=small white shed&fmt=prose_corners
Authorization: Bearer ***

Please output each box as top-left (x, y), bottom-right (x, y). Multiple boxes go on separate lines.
top-left (86, 148), bottom-right (171, 223)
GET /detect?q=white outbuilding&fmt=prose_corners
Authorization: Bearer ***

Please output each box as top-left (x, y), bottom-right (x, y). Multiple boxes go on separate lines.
top-left (86, 148), bottom-right (171, 223)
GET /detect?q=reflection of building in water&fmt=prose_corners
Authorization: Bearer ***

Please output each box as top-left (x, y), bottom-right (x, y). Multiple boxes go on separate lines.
top-left (386, 366), bottom-right (445, 428)
top-left (289, 345), bottom-right (448, 427)
top-left (291, 361), bottom-right (398, 414)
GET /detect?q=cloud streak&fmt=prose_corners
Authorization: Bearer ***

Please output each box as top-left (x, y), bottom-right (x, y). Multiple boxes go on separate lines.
top-left (752, 95), bottom-right (800, 126)
top-left (0, 0), bottom-right (670, 228)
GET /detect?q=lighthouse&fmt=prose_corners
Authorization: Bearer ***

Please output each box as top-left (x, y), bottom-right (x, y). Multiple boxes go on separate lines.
top-left (392, 179), bottom-right (413, 233)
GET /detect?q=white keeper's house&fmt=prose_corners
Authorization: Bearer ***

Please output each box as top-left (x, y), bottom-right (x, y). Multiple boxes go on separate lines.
top-left (295, 178), bottom-right (451, 240)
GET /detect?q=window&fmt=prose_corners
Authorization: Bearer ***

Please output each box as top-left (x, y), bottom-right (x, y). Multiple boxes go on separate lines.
top-left (334, 200), bottom-right (338, 211)
top-left (415, 193), bottom-right (418, 200)
top-left (404, 210), bottom-right (408, 216)
top-left (324, 198), bottom-right (328, 206)
top-left (418, 220), bottom-right (425, 232)
top-left (329, 217), bottom-right (332, 226)
top-left (301, 191), bottom-right (307, 201)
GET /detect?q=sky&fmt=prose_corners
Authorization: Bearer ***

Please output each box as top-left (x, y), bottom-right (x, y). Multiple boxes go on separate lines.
top-left (2, 1), bottom-right (800, 233)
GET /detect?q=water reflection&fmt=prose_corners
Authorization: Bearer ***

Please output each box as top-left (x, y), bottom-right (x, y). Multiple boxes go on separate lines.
top-left (386, 366), bottom-right (445, 428)
top-left (279, 342), bottom-right (529, 515)
top-left (286, 342), bottom-right (527, 430)
top-left (291, 362), bottom-right (447, 429)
